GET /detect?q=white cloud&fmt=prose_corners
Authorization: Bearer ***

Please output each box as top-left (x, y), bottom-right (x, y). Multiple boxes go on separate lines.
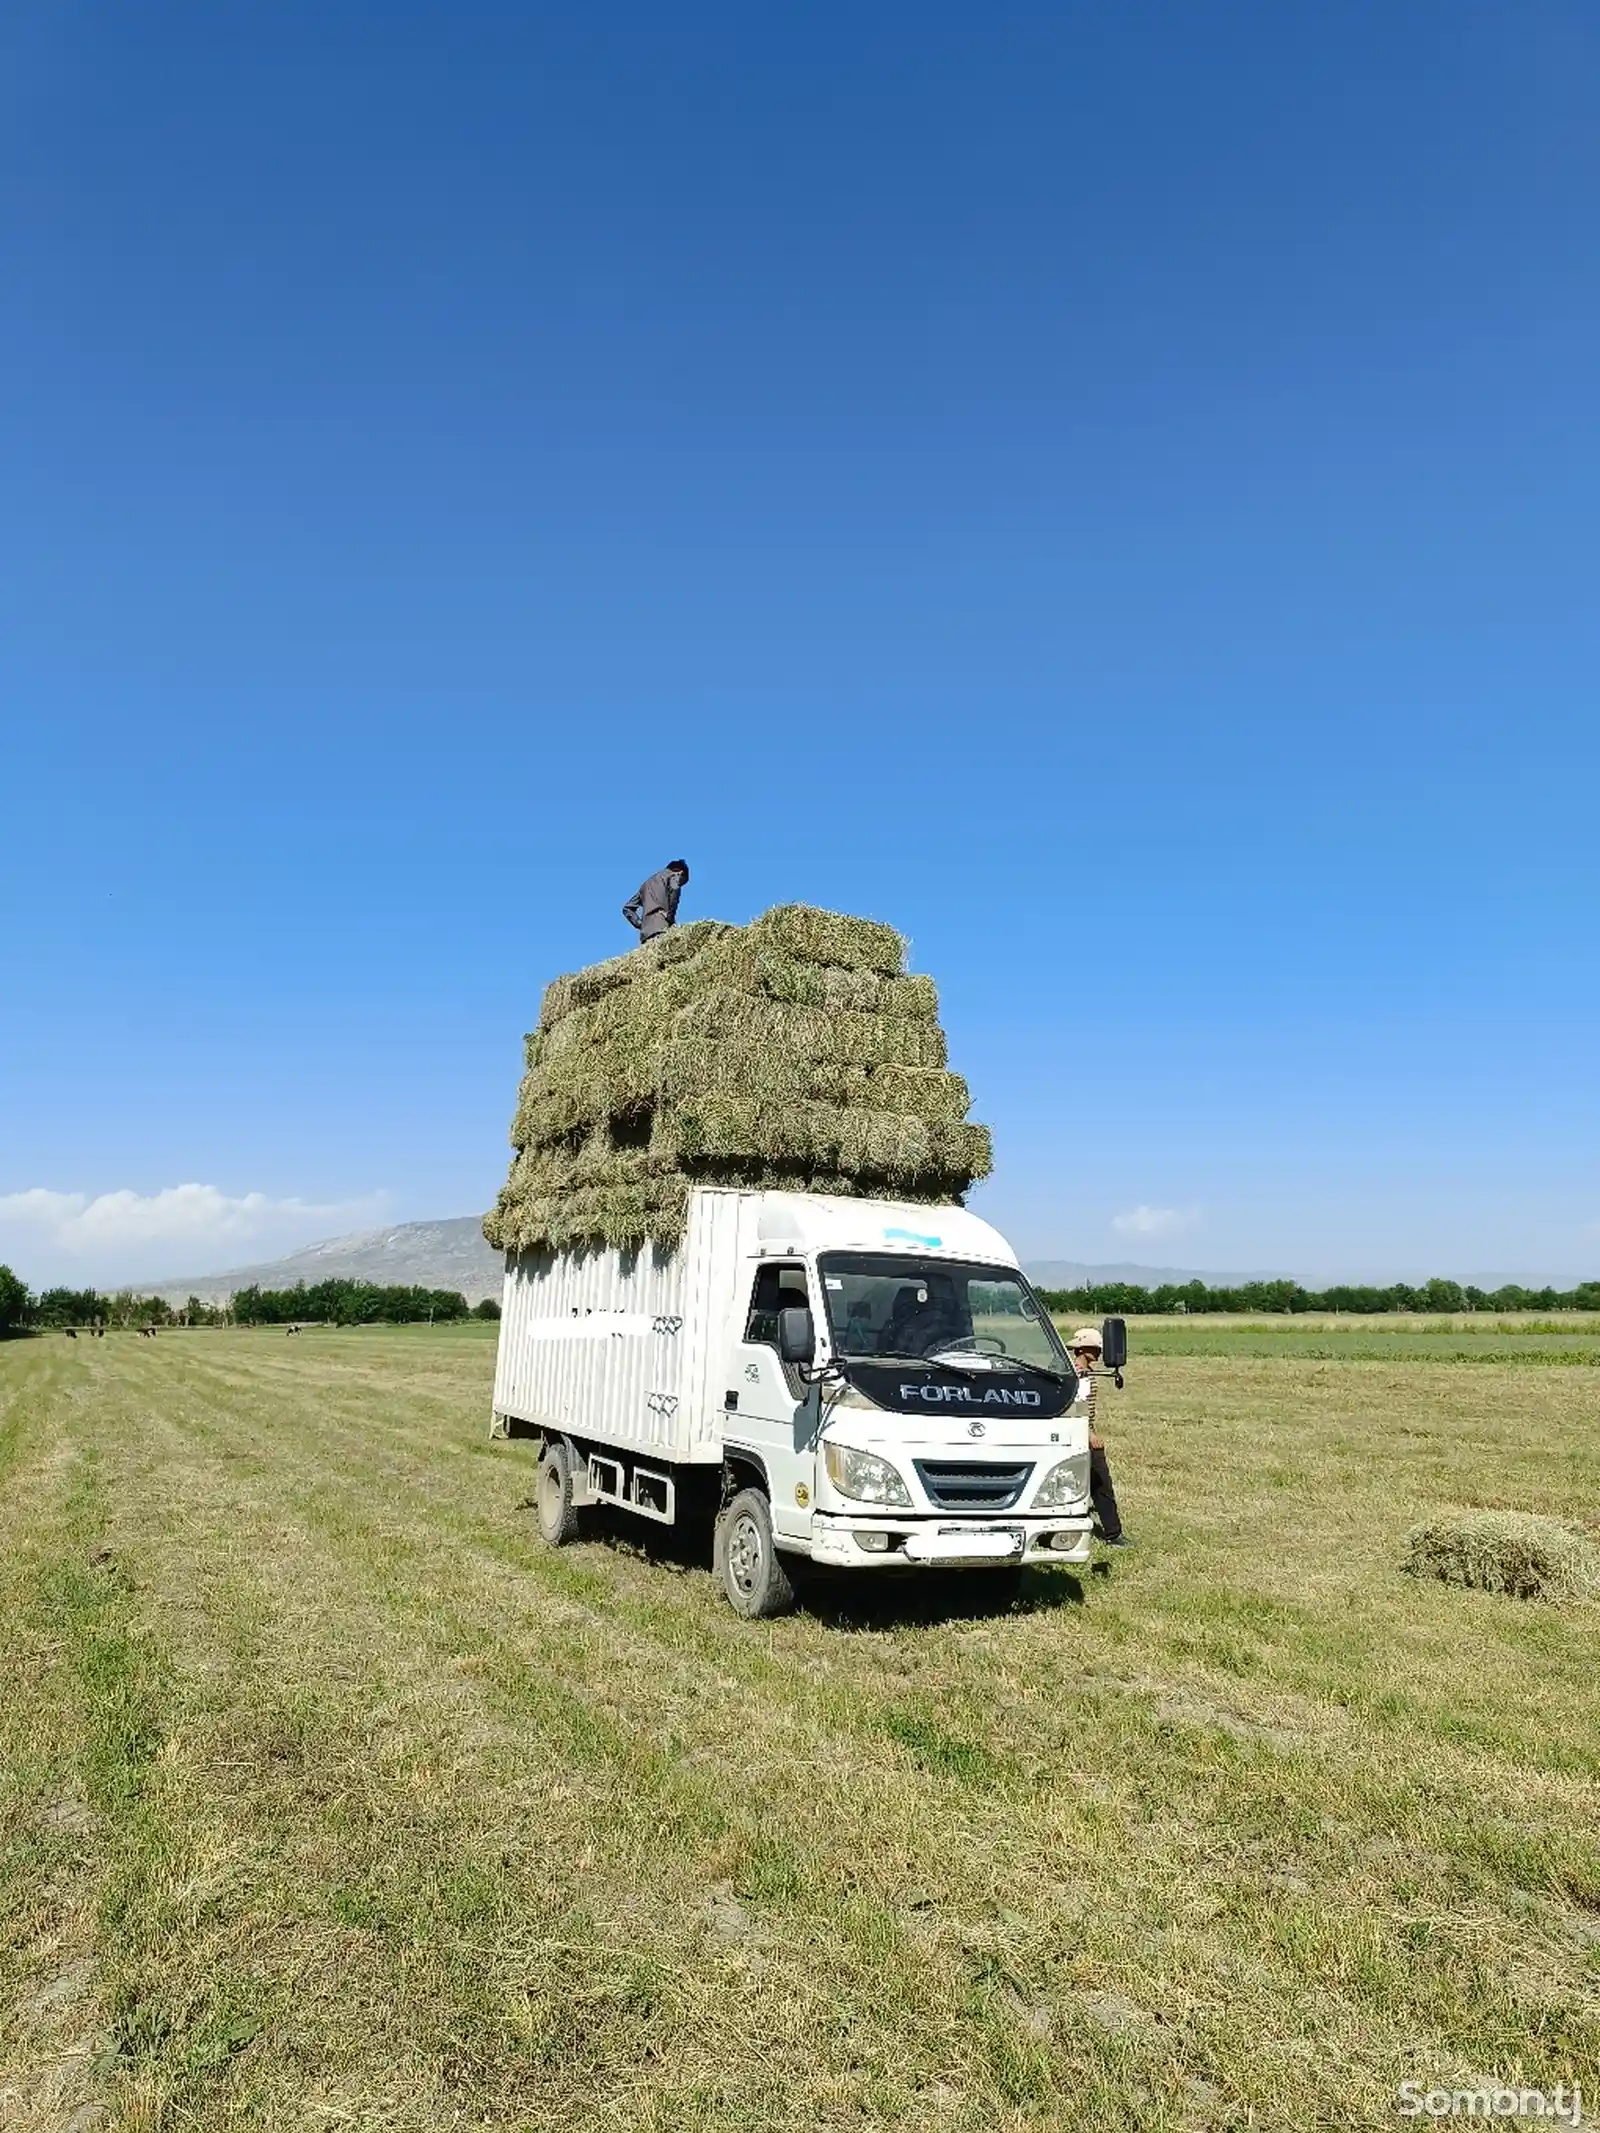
top-left (0, 1184), bottom-right (389, 1282)
top-left (1111, 1204), bottom-right (1202, 1240)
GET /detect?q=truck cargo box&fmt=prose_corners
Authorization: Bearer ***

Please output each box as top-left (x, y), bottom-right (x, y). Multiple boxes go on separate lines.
top-left (492, 1186), bottom-right (749, 1463)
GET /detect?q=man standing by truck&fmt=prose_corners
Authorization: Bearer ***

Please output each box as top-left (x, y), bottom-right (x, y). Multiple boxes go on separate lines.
top-left (1069, 1327), bottom-right (1131, 1548)
top-left (623, 859), bottom-right (690, 944)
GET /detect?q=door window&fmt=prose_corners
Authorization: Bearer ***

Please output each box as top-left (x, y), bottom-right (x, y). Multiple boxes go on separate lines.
top-left (743, 1263), bottom-right (809, 1349)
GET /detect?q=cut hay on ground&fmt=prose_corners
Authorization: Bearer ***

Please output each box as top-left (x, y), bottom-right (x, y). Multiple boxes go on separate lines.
top-left (1403, 1509), bottom-right (1600, 1601)
top-left (484, 904), bottom-right (988, 1256)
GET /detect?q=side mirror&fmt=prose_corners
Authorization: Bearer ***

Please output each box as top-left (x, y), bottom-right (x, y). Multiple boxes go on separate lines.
top-left (778, 1305), bottom-right (815, 1366)
top-left (1101, 1317), bottom-right (1128, 1371)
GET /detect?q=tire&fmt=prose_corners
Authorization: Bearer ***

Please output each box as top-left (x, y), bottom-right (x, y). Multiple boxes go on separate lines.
top-left (536, 1436), bottom-right (583, 1547)
top-left (715, 1488), bottom-right (797, 1619)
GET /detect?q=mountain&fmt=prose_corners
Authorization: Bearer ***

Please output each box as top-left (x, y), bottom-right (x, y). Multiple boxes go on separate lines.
top-left (148, 1225), bottom-right (1590, 1309)
top-left (153, 1217), bottom-right (504, 1306)
top-left (152, 1226), bottom-right (1280, 1309)
top-left (1024, 1260), bottom-right (1284, 1289)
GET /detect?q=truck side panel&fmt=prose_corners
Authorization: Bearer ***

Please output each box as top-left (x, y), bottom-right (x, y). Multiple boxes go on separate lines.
top-left (491, 1188), bottom-right (747, 1463)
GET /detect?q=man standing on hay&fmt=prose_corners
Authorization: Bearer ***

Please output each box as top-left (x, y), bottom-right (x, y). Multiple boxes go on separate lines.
top-left (622, 858), bottom-right (691, 944)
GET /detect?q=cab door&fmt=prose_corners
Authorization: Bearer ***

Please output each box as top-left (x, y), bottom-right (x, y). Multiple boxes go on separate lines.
top-left (724, 1261), bottom-right (819, 1545)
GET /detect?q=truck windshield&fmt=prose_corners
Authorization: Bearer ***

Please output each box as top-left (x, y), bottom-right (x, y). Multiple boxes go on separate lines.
top-left (817, 1254), bottom-right (1071, 1375)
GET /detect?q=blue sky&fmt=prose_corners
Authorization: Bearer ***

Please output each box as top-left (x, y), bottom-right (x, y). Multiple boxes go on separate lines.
top-left (3, 0), bottom-right (1597, 1288)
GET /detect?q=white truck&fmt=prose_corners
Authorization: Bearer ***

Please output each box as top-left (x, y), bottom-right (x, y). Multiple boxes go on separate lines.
top-left (490, 1186), bottom-right (1123, 1616)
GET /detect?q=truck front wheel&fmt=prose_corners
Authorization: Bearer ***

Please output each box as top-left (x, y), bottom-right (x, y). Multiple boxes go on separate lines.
top-left (536, 1436), bottom-right (583, 1547)
top-left (715, 1488), bottom-right (796, 1619)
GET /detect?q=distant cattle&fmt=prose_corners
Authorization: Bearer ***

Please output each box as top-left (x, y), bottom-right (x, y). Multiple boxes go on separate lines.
top-left (65, 1327), bottom-right (77, 1339)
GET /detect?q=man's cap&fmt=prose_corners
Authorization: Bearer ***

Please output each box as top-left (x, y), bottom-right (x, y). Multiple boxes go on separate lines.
top-left (667, 858), bottom-right (690, 877)
top-left (1069, 1326), bottom-right (1103, 1351)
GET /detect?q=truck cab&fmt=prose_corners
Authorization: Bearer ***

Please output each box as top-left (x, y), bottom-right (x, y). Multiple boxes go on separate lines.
top-left (712, 1195), bottom-right (1092, 1613)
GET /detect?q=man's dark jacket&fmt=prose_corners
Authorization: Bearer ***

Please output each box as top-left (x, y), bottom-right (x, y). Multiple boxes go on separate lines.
top-left (622, 866), bottom-right (684, 940)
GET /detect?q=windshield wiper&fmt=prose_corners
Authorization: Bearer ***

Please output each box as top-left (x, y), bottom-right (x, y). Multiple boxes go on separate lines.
top-left (843, 1349), bottom-right (941, 1367)
top-left (847, 1346), bottom-right (1072, 1382)
top-left (925, 1348), bottom-right (1005, 1373)
top-left (929, 1346), bottom-right (1073, 1383)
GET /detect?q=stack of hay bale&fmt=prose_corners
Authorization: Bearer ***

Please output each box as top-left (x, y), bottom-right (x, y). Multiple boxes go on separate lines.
top-left (484, 905), bottom-right (991, 1256)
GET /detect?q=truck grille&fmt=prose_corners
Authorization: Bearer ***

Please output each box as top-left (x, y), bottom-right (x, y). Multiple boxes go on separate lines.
top-left (913, 1459), bottom-right (1034, 1512)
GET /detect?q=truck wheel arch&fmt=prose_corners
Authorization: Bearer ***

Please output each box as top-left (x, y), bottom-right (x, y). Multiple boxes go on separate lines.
top-left (720, 1451), bottom-right (769, 1506)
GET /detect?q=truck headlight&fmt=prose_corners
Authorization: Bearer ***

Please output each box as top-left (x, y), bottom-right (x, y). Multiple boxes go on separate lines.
top-left (1032, 1452), bottom-right (1091, 1509)
top-left (824, 1442), bottom-right (913, 1508)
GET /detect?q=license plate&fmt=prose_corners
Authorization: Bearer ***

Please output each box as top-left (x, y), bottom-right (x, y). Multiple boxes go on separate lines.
top-left (936, 1525), bottom-right (1024, 1557)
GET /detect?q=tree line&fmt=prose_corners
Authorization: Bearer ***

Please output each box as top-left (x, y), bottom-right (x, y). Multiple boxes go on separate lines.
top-left (1, 1267), bottom-right (501, 1332)
top-left (0, 1265), bottom-right (28, 1336)
top-left (9, 1256), bottom-right (1596, 1337)
top-left (1035, 1276), bottom-right (1600, 1316)
top-left (232, 1280), bottom-right (483, 1325)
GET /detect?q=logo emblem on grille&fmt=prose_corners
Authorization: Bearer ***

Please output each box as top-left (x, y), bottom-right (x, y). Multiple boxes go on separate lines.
top-left (967, 1419), bottom-right (987, 1438)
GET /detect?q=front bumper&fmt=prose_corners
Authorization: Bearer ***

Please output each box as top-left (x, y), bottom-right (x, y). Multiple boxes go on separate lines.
top-left (808, 1511), bottom-right (1093, 1570)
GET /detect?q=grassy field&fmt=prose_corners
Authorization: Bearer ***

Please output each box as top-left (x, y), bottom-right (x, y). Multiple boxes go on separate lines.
top-left (2, 1324), bottom-right (1597, 2131)
top-left (1062, 1313), bottom-right (1600, 1367)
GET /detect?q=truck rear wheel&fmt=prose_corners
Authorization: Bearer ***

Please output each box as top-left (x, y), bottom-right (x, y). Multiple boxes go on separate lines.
top-left (536, 1436), bottom-right (582, 1547)
top-left (715, 1488), bottom-right (796, 1619)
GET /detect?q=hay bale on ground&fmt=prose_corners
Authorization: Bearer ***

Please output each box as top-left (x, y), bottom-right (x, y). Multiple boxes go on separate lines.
top-left (1403, 1510), bottom-right (1600, 1601)
top-left (484, 903), bottom-right (990, 1257)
